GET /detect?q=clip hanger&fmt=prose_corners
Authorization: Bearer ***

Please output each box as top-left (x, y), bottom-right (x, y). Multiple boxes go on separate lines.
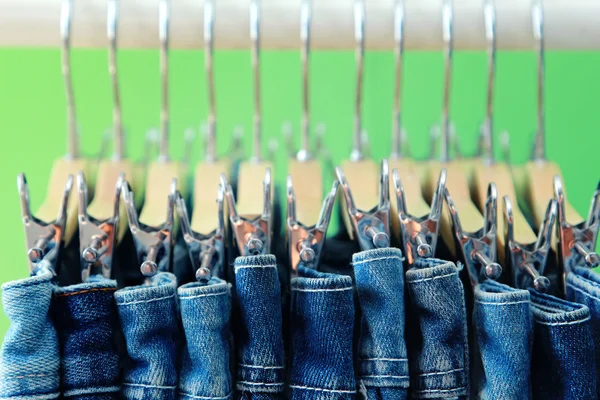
top-left (446, 183), bottom-right (502, 286)
top-left (77, 172), bottom-right (123, 282)
top-left (176, 185), bottom-right (225, 282)
top-left (554, 176), bottom-right (600, 279)
top-left (287, 178), bottom-right (338, 273)
top-left (394, 168), bottom-right (446, 264)
top-left (122, 178), bottom-right (176, 277)
top-left (337, 159), bottom-right (391, 251)
top-left (18, 173), bottom-right (73, 276)
top-left (222, 170), bottom-right (272, 256)
top-left (504, 196), bottom-right (554, 293)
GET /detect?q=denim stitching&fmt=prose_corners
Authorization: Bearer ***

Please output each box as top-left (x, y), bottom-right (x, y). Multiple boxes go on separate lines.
top-left (0, 393), bottom-right (59, 400)
top-left (413, 387), bottom-right (466, 394)
top-left (475, 300), bottom-right (530, 306)
top-left (236, 381), bottom-right (284, 386)
top-left (179, 292), bottom-right (228, 300)
top-left (291, 287), bottom-right (353, 293)
top-left (123, 382), bottom-right (177, 390)
top-left (235, 265), bottom-right (277, 270)
top-left (418, 368), bottom-right (464, 377)
top-left (360, 357), bottom-right (408, 362)
top-left (407, 272), bottom-right (457, 284)
top-left (289, 385), bottom-right (356, 394)
top-left (62, 386), bottom-right (120, 396)
top-left (535, 317), bottom-right (590, 326)
top-left (566, 283), bottom-right (600, 303)
top-left (178, 392), bottom-right (232, 400)
top-left (117, 293), bottom-right (175, 306)
top-left (360, 374), bottom-right (409, 379)
top-left (11, 372), bottom-right (54, 378)
top-left (353, 256), bottom-right (404, 265)
top-left (238, 364), bottom-right (284, 370)
top-left (56, 287), bottom-right (116, 297)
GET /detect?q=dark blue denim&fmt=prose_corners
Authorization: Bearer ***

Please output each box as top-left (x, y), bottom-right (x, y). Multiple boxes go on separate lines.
top-left (290, 265), bottom-right (355, 400)
top-left (405, 258), bottom-right (469, 399)
top-left (353, 248), bottom-right (408, 400)
top-left (114, 272), bottom-right (180, 399)
top-left (472, 280), bottom-right (533, 400)
top-left (53, 275), bottom-right (120, 399)
top-left (566, 267), bottom-right (600, 396)
top-left (0, 270), bottom-right (60, 399)
top-left (529, 289), bottom-right (597, 400)
top-left (233, 255), bottom-right (285, 397)
top-left (178, 278), bottom-right (233, 400)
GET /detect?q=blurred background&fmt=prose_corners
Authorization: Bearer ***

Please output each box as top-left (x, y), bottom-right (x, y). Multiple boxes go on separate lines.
top-left (0, 48), bottom-right (599, 335)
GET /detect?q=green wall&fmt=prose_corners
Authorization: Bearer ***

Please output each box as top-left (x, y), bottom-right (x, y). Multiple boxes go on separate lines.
top-left (0, 49), bottom-right (599, 336)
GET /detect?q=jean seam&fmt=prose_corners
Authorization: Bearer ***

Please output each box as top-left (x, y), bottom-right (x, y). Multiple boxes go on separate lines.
top-left (235, 265), bottom-right (276, 271)
top-left (475, 300), bottom-right (530, 306)
top-left (360, 374), bottom-right (409, 379)
top-left (291, 287), bottom-right (353, 293)
top-left (178, 392), bottom-right (232, 400)
top-left (567, 282), bottom-right (600, 303)
top-left (123, 382), bottom-right (177, 390)
top-left (353, 256), bottom-right (403, 265)
top-left (62, 385), bottom-right (120, 397)
top-left (116, 293), bottom-right (175, 306)
top-left (179, 291), bottom-right (228, 300)
top-left (535, 317), bottom-right (590, 326)
top-left (238, 364), bottom-right (284, 370)
top-left (0, 393), bottom-right (59, 400)
top-left (236, 381), bottom-right (284, 387)
top-left (289, 385), bottom-right (356, 394)
top-left (412, 387), bottom-right (466, 394)
top-left (417, 368), bottom-right (463, 377)
top-left (407, 272), bottom-right (457, 284)
top-left (55, 287), bottom-right (116, 297)
top-left (360, 357), bottom-right (408, 362)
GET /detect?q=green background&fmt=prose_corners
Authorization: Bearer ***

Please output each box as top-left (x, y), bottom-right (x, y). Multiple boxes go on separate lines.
top-left (0, 48), bottom-right (599, 336)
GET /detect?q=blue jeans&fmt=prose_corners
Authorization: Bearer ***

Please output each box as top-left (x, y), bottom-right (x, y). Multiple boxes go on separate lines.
top-left (0, 270), bottom-right (60, 399)
top-left (178, 278), bottom-right (233, 400)
top-left (353, 248), bottom-right (408, 400)
top-left (233, 255), bottom-right (285, 397)
top-left (290, 265), bottom-right (355, 400)
top-left (472, 280), bottom-right (533, 400)
top-left (405, 259), bottom-right (469, 399)
top-left (114, 272), bottom-right (180, 399)
top-left (529, 289), bottom-right (597, 400)
top-left (53, 275), bottom-right (121, 399)
top-left (566, 267), bottom-right (600, 396)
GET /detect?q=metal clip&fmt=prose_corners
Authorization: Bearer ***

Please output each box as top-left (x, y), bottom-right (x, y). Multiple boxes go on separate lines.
top-left (287, 177), bottom-right (338, 273)
top-left (221, 169), bottom-right (272, 256)
top-left (121, 178), bottom-right (176, 277)
top-left (175, 186), bottom-right (225, 283)
top-left (445, 183), bottom-right (502, 286)
top-left (18, 173), bottom-right (73, 276)
top-left (394, 168), bottom-right (446, 264)
top-left (336, 159), bottom-right (391, 251)
top-left (504, 196), bottom-right (554, 293)
top-left (554, 176), bottom-right (600, 277)
top-left (77, 172), bottom-right (123, 282)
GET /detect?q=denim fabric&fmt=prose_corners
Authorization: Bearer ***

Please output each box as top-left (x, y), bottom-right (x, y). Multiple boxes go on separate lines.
top-left (353, 248), bottom-right (408, 400)
top-left (53, 275), bottom-right (120, 399)
top-left (566, 267), bottom-right (600, 396)
top-left (290, 265), bottom-right (355, 400)
top-left (114, 272), bottom-right (180, 400)
top-left (405, 258), bottom-right (469, 399)
top-left (0, 270), bottom-right (60, 400)
top-left (472, 280), bottom-right (532, 400)
top-left (178, 278), bottom-right (232, 400)
top-left (529, 289), bottom-right (597, 400)
top-left (233, 255), bottom-right (285, 396)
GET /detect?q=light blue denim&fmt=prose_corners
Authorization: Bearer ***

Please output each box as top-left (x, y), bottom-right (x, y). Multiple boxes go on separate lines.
top-left (472, 280), bottom-right (533, 400)
top-left (529, 289), bottom-right (597, 400)
top-left (0, 270), bottom-right (60, 400)
top-left (233, 255), bottom-right (285, 397)
top-left (53, 275), bottom-right (120, 399)
top-left (114, 272), bottom-right (180, 400)
top-left (178, 278), bottom-right (232, 400)
top-left (566, 267), bottom-right (600, 396)
top-left (290, 265), bottom-right (355, 400)
top-left (353, 248), bottom-right (408, 400)
top-left (405, 258), bottom-right (469, 399)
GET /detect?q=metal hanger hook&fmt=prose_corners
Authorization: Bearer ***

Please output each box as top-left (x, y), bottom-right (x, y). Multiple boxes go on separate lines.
top-left (532, 0), bottom-right (545, 161)
top-left (440, 0), bottom-right (453, 163)
top-left (60, 0), bottom-right (79, 160)
top-left (391, 0), bottom-right (405, 160)
top-left (107, 0), bottom-right (124, 160)
top-left (204, 0), bottom-right (217, 162)
top-left (250, 0), bottom-right (262, 162)
top-left (298, 0), bottom-right (312, 162)
top-left (482, 0), bottom-right (496, 164)
top-left (158, 0), bottom-right (170, 162)
top-left (350, 0), bottom-right (365, 162)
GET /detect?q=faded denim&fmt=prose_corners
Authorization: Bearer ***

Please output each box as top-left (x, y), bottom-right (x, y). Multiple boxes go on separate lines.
top-left (566, 267), bottom-right (600, 396)
top-left (529, 289), bottom-right (597, 400)
top-left (405, 258), bottom-right (469, 399)
top-left (472, 280), bottom-right (533, 400)
top-left (114, 272), bottom-right (180, 400)
top-left (0, 270), bottom-right (60, 400)
top-left (53, 275), bottom-right (120, 399)
top-left (178, 278), bottom-right (232, 400)
top-left (233, 255), bottom-right (285, 397)
top-left (290, 265), bottom-right (355, 400)
top-left (353, 248), bottom-right (408, 400)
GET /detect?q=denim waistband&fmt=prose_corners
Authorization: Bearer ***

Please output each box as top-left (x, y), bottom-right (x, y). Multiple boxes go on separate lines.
top-left (472, 280), bottom-right (532, 400)
top-left (178, 278), bottom-right (233, 400)
top-left (0, 270), bottom-right (60, 400)
top-left (233, 255), bottom-right (285, 395)
top-left (53, 275), bottom-right (120, 399)
top-left (290, 266), bottom-right (355, 400)
top-left (353, 248), bottom-right (408, 400)
top-left (405, 258), bottom-right (469, 399)
top-left (566, 267), bottom-right (600, 396)
top-left (529, 288), bottom-right (597, 400)
top-left (114, 272), bottom-right (180, 400)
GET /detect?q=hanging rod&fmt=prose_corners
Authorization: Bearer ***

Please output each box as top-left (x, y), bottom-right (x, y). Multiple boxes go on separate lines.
top-left (0, 0), bottom-right (598, 50)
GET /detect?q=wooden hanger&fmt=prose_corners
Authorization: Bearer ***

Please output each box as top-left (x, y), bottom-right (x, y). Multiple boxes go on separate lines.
top-left (36, 0), bottom-right (90, 246)
top-left (287, 0), bottom-right (323, 226)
